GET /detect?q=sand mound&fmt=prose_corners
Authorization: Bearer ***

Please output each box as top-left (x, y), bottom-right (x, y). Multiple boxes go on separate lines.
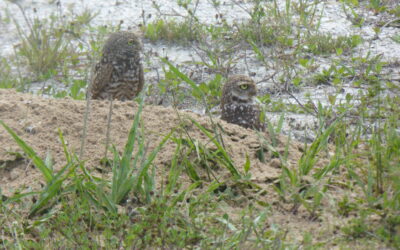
top-left (3, 89), bottom-right (382, 247)
top-left (0, 89), bottom-right (307, 196)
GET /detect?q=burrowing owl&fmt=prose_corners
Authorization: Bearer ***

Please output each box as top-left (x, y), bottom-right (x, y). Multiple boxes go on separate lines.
top-left (89, 32), bottom-right (144, 100)
top-left (220, 75), bottom-right (264, 131)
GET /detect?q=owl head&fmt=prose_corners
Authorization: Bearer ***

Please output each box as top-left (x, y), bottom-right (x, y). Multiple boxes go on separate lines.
top-left (222, 75), bottom-right (257, 105)
top-left (102, 32), bottom-right (142, 58)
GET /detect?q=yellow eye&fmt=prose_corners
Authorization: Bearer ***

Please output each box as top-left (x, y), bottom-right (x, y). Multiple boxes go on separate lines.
top-left (240, 84), bottom-right (248, 90)
top-left (127, 39), bottom-right (135, 45)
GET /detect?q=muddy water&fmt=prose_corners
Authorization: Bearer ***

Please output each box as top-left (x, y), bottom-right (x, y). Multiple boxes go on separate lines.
top-left (1, 0), bottom-right (399, 141)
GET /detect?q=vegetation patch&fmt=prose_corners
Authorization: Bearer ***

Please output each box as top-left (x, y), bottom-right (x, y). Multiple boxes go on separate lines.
top-left (0, 0), bottom-right (399, 248)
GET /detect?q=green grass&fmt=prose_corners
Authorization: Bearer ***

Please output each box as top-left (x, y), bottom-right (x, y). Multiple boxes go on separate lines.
top-left (1, 96), bottom-right (400, 248)
top-left (13, 12), bottom-right (75, 79)
top-left (303, 34), bottom-right (362, 55)
top-left (142, 19), bottom-right (206, 45)
top-left (1, 0), bottom-right (399, 248)
top-left (2, 1), bottom-right (108, 96)
top-left (0, 57), bottom-right (17, 89)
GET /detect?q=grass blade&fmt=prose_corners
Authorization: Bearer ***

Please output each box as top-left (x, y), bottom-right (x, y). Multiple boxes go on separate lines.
top-left (161, 58), bottom-right (203, 99)
top-left (0, 120), bottom-right (53, 182)
top-left (190, 118), bottom-right (240, 178)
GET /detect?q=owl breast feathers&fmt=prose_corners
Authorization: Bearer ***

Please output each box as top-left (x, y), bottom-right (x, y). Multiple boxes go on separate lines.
top-left (89, 32), bottom-right (144, 101)
top-left (221, 75), bottom-right (264, 131)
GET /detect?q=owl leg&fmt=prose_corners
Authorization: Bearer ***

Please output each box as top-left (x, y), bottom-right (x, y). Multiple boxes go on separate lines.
top-left (104, 99), bottom-right (114, 160)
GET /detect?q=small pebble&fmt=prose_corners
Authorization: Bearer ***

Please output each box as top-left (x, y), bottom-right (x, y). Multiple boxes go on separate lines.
top-left (24, 125), bottom-right (37, 134)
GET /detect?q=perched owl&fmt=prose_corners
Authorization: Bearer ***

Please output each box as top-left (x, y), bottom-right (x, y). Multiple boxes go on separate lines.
top-left (89, 32), bottom-right (144, 100)
top-left (220, 75), bottom-right (264, 131)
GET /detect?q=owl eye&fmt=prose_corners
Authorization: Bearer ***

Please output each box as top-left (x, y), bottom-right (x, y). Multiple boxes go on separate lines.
top-left (127, 39), bottom-right (135, 45)
top-left (240, 84), bottom-right (248, 90)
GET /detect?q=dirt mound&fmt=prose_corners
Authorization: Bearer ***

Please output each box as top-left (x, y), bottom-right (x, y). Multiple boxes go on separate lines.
top-left (0, 88), bottom-right (305, 196)
top-left (2, 89), bottom-right (387, 247)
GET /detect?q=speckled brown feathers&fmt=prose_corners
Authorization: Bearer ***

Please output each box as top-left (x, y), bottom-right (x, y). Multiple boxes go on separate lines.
top-left (89, 32), bottom-right (144, 101)
top-left (221, 75), bottom-right (264, 131)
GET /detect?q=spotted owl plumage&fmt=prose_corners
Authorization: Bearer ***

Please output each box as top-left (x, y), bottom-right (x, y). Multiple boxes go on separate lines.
top-left (89, 32), bottom-right (144, 101)
top-left (220, 75), bottom-right (264, 131)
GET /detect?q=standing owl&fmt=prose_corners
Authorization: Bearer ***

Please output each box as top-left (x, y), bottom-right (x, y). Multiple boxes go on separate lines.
top-left (89, 32), bottom-right (144, 100)
top-left (220, 75), bottom-right (264, 131)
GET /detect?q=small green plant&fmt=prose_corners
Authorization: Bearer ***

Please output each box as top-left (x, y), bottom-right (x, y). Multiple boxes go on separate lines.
top-left (0, 121), bottom-right (80, 216)
top-left (13, 15), bottom-right (73, 79)
top-left (53, 79), bottom-right (87, 100)
top-left (368, 0), bottom-right (386, 13)
top-left (0, 57), bottom-right (16, 89)
top-left (109, 104), bottom-right (172, 205)
top-left (275, 118), bottom-right (343, 217)
top-left (337, 195), bottom-right (358, 216)
top-left (83, 97), bottom-right (173, 212)
top-left (342, 213), bottom-right (370, 239)
top-left (9, 2), bottom-right (96, 81)
top-left (388, 4), bottom-right (400, 17)
top-left (158, 63), bottom-right (192, 107)
top-left (303, 34), bottom-right (362, 55)
top-left (391, 34), bottom-right (400, 44)
top-left (190, 119), bottom-right (241, 178)
top-left (197, 74), bottom-right (223, 107)
top-left (142, 19), bottom-right (205, 45)
top-left (342, 3), bottom-right (365, 27)
top-left (236, 20), bottom-right (277, 47)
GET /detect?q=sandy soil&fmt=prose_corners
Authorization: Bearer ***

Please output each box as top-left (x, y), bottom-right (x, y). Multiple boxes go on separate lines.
top-left (0, 89), bottom-right (388, 247)
top-left (0, 88), bottom-right (307, 195)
